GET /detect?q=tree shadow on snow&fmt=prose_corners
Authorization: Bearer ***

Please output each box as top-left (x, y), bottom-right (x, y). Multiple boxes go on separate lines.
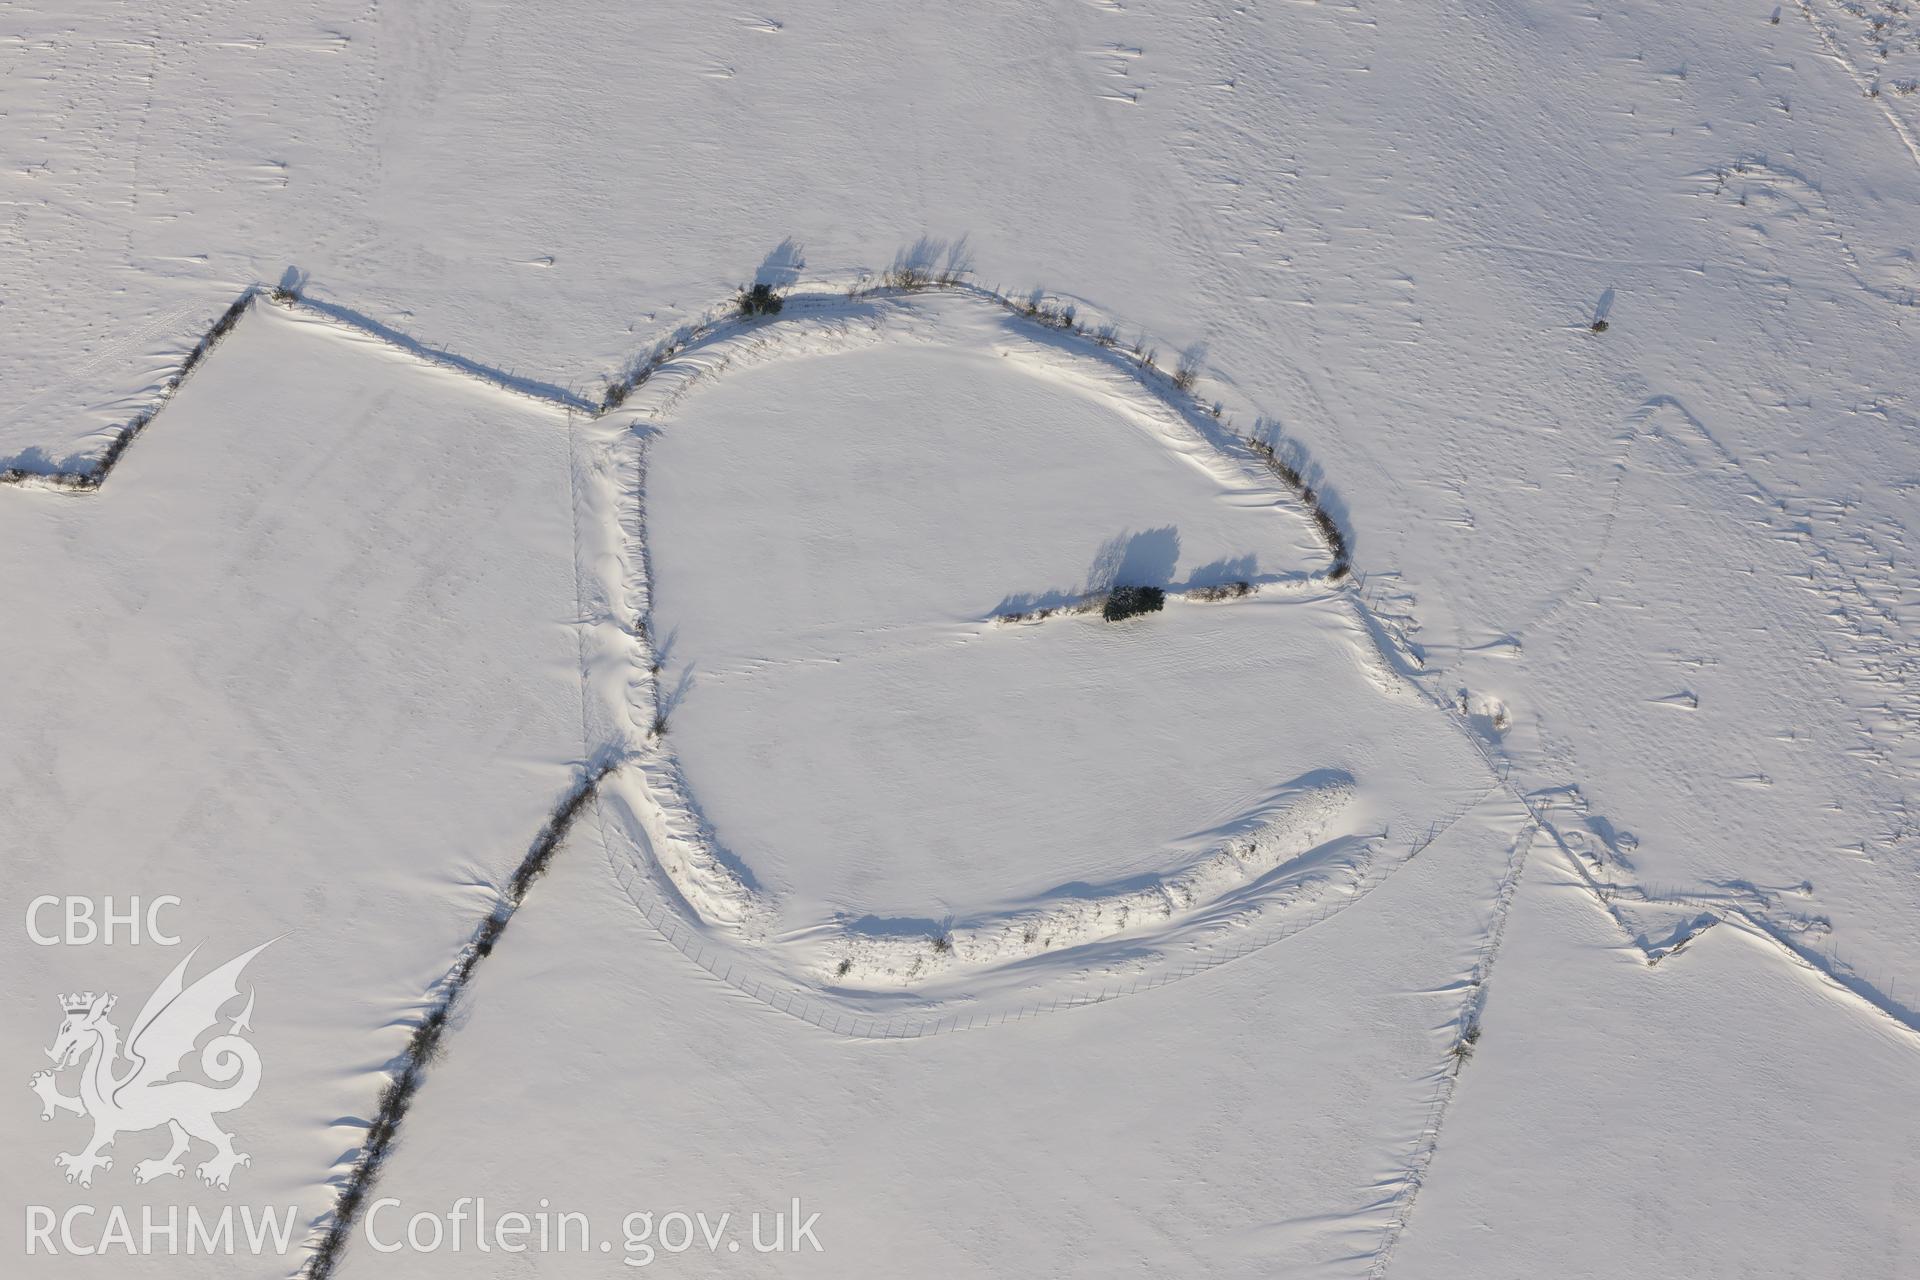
top-left (755, 239), bottom-right (806, 289)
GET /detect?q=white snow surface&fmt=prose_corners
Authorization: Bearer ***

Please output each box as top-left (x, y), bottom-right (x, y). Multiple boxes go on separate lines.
top-left (1, 303), bottom-right (583, 1270)
top-left (4, 0), bottom-right (1918, 1276)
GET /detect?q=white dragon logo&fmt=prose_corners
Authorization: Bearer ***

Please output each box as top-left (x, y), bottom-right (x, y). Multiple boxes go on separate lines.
top-left (29, 940), bottom-right (272, 1190)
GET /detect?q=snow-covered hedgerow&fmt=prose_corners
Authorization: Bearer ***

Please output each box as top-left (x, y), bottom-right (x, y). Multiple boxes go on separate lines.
top-left (826, 772), bottom-right (1359, 988)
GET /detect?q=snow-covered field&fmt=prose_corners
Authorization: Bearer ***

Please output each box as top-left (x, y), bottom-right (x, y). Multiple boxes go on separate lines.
top-left (3, 1), bottom-right (1916, 1276)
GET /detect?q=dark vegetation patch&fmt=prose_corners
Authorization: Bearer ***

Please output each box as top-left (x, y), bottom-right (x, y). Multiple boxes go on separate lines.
top-left (737, 282), bottom-right (784, 317)
top-left (1188, 580), bottom-right (1253, 603)
top-left (306, 763), bottom-right (612, 1279)
top-left (1102, 585), bottom-right (1165, 621)
top-left (1246, 435), bottom-right (1350, 579)
top-left (3, 289), bottom-right (256, 490)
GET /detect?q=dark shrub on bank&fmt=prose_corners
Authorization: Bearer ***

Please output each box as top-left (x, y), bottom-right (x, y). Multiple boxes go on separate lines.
top-left (1102, 585), bottom-right (1165, 621)
top-left (738, 282), bottom-right (784, 317)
